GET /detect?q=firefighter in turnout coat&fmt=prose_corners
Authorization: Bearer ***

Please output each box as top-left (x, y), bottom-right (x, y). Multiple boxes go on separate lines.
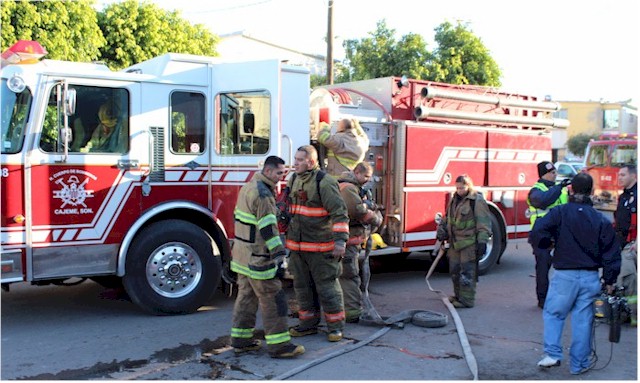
top-left (317, 118), bottom-right (370, 177)
top-left (438, 175), bottom-right (491, 308)
top-left (229, 156), bottom-right (304, 358)
top-left (286, 145), bottom-right (350, 342)
top-left (337, 162), bottom-right (383, 322)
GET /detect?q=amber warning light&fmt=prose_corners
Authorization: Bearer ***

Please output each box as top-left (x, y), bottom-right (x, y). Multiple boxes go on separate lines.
top-left (1, 40), bottom-right (47, 68)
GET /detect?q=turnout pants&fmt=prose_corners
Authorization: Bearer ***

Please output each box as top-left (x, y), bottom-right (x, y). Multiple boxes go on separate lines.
top-left (449, 245), bottom-right (477, 307)
top-left (230, 274), bottom-right (292, 353)
top-left (339, 244), bottom-right (362, 321)
top-left (617, 242), bottom-right (637, 323)
top-left (289, 250), bottom-right (345, 331)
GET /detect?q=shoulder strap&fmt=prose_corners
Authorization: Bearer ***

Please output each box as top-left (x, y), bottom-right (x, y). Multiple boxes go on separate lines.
top-left (316, 170), bottom-right (326, 204)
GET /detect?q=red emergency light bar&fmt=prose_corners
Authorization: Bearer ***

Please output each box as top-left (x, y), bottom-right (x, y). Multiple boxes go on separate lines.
top-left (1, 40), bottom-right (47, 68)
top-left (598, 132), bottom-right (638, 140)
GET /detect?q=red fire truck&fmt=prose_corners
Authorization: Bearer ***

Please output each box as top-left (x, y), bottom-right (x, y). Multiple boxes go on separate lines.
top-left (1, 41), bottom-right (567, 314)
top-left (584, 132), bottom-right (638, 216)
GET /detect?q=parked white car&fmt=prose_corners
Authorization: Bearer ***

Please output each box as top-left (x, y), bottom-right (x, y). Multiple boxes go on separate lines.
top-left (554, 161), bottom-right (584, 182)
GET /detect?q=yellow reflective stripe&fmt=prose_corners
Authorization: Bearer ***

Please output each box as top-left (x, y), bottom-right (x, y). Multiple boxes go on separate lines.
top-left (335, 155), bottom-right (358, 169)
top-left (265, 235), bottom-right (283, 251)
top-left (258, 214), bottom-right (277, 229)
top-left (231, 327), bottom-right (254, 338)
top-left (318, 129), bottom-right (331, 143)
top-left (231, 261), bottom-right (277, 280)
top-left (234, 208), bottom-right (258, 225)
top-left (265, 331), bottom-right (291, 345)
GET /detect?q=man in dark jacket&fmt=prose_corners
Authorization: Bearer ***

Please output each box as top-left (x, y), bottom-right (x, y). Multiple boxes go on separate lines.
top-left (527, 161), bottom-right (569, 308)
top-left (530, 173), bottom-right (620, 375)
top-left (614, 164), bottom-right (637, 248)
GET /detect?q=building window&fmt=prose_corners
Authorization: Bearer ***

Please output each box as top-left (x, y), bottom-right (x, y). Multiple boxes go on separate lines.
top-left (553, 109), bottom-right (568, 119)
top-left (603, 109), bottom-right (619, 130)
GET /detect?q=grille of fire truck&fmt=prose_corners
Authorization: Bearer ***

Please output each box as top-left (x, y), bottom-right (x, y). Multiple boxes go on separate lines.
top-left (149, 126), bottom-right (165, 182)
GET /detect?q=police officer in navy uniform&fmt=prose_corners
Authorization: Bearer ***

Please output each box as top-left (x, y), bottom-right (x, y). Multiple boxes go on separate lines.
top-left (527, 161), bottom-right (569, 309)
top-left (614, 164), bottom-right (637, 248)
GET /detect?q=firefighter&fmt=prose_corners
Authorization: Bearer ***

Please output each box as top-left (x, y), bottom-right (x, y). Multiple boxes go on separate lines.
top-left (337, 162), bottom-right (383, 323)
top-left (317, 118), bottom-right (370, 177)
top-left (527, 161), bottom-right (569, 309)
top-left (81, 101), bottom-right (127, 153)
top-left (614, 164), bottom-right (637, 326)
top-left (229, 155), bottom-right (305, 358)
top-left (437, 174), bottom-right (491, 308)
top-left (286, 145), bottom-right (350, 342)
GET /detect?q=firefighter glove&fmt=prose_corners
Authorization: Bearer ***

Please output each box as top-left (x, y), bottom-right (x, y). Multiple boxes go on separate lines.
top-left (560, 178), bottom-right (571, 188)
top-left (436, 223), bottom-right (449, 241)
top-left (476, 243), bottom-right (487, 258)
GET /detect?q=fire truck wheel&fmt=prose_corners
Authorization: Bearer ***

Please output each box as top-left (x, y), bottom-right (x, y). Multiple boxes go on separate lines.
top-left (123, 219), bottom-right (222, 315)
top-left (478, 214), bottom-right (502, 276)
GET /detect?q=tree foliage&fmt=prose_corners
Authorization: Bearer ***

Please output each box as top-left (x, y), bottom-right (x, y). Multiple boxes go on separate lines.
top-left (343, 20), bottom-right (430, 82)
top-left (567, 133), bottom-right (598, 157)
top-left (428, 21), bottom-right (501, 86)
top-left (97, 0), bottom-right (218, 70)
top-left (1, 0), bottom-right (105, 62)
top-left (1, 0), bottom-right (219, 70)
top-left (340, 19), bottom-right (501, 86)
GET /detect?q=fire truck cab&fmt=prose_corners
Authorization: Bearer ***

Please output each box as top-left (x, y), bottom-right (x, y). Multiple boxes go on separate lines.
top-left (1, 41), bottom-right (309, 314)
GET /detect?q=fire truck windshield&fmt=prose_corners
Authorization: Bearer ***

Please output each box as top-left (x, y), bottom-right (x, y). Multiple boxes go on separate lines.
top-left (1, 78), bottom-right (32, 154)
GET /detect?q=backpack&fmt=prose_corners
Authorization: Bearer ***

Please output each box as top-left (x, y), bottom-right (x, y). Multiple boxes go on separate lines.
top-left (276, 170), bottom-right (326, 233)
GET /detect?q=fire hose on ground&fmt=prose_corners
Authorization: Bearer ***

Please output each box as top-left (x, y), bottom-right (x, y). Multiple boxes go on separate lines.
top-left (272, 238), bottom-right (478, 380)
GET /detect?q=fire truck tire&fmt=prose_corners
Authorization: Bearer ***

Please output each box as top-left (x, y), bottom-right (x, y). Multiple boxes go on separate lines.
top-left (478, 214), bottom-right (502, 276)
top-left (123, 219), bottom-right (221, 315)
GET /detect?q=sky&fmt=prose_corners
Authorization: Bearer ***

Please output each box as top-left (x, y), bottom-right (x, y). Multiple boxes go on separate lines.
top-left (96, 0), bottom-right (639, 105)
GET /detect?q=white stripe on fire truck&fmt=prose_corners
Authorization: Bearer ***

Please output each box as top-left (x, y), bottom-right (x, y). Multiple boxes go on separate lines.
top-left (223, 171), bottom-right (251, 182)
top-left (406, 147), bottom-right (550, 185)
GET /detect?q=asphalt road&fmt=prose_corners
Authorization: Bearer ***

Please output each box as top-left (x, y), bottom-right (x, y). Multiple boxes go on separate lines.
top-left (1, 239), bottom-right (637, 380)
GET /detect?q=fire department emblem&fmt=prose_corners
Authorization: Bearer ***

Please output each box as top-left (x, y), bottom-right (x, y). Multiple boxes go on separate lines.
top-left (50, 169), bottom-right (96, 215)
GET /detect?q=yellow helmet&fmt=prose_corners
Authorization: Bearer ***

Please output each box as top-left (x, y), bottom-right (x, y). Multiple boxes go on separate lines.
top-left (370, 233), bottom-right (387, 249)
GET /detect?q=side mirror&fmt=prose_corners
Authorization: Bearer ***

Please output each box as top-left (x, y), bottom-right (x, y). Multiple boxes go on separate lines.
top-left (63, 86), bottom-right (76, 116)
top-left (243, 111), bottom-right (255, 134)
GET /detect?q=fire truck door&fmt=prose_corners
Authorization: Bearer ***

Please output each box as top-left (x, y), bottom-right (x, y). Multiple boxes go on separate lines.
top-left (26, 79), bottom-right (141, 280)
top-left (209, 60), bottom-right (290, 166)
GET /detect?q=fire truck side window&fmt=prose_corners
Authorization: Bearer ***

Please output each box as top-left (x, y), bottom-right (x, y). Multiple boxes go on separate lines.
top-left (170, 91), bottom-right (205, 154)
top-left (40, 86), bottom-right (129, 154)
top-left (217, 90), bottom-right (270, 155)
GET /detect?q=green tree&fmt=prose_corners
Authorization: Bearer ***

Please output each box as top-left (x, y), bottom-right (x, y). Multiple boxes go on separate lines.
top-left (97, 0), bottom-right (218, 70)
top-left (1, 0), bottom-right (105, 62)
top-left (428, 21), bottom-right (501, 86)
top-left (567, 133), bottom-right (598, 157)
top-left (342, 20), bottom-right (431, 81)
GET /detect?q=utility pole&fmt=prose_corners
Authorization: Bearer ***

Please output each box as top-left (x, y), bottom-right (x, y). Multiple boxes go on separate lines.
top-left (326, 0), bottom-right (334, 85)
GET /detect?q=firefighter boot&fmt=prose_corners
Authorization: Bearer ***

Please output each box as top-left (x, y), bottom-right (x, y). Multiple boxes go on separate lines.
top-left (327, 330), bottom-right (343, 342)
top-left (289, 325), bottom-right (318, 337)
top-left (233, 339), bottom-right (262, 355)
top-left (270, 344), bottom-right (305, 359)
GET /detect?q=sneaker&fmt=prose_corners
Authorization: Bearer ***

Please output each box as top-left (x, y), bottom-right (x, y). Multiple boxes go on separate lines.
top-left (327, 330), bottom-right (343, 342)
top-left (233, 339), bottom-right (262, 354)
top-left (537, 355), bottom-right (561, 368)
top-left (270, 344), bottom-right (305, 359)
top-left (289, 326), bottom-right (318, 337)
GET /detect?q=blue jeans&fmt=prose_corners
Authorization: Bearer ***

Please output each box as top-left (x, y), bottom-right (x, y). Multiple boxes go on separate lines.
top-left (542, 269), bottom-right (601, 373)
